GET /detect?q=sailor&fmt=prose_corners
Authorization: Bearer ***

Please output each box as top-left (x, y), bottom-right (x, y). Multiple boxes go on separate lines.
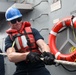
top-left (5, 7), bottom-right (55, 75)
top-left (0, 49), bottom-right (5, 75)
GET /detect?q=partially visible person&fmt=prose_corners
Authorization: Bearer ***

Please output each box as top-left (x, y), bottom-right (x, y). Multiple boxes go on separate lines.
top-left (0, 49), bottom-right (5, 75)
top-left (5, 7), bottom-right (55, 75)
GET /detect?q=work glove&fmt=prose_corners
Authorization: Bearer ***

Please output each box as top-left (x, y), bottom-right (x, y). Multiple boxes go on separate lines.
top-left (41, 52), bottom-right (56, 65)
top-left (26, 52), bottom-right (41, 63)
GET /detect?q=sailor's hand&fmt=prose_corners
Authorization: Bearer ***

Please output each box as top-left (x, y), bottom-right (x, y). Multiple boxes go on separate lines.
top-left (26, 52), bottom-right (41, 63)
top-left (41, 52), bottom-right (56, 65)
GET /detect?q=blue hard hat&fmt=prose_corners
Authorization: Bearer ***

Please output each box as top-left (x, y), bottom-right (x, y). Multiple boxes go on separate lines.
top-left (5, 7), bottom-right (22, 21)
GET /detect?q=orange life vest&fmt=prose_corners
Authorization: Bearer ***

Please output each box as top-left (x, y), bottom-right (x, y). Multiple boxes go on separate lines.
top-left (6, 21), bottom-right (41, 53)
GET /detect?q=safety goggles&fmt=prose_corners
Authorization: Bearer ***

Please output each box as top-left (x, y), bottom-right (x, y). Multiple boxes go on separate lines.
top-left (10, 17), bottom-right (22, 24)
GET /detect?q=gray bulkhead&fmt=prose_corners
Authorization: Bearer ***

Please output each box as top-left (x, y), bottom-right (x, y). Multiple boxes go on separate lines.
top-left (0, 0), bottom-right (76, 75)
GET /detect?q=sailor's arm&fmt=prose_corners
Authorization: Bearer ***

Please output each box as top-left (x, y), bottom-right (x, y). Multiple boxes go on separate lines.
top-left (6, 47), bottom-right (29, 63)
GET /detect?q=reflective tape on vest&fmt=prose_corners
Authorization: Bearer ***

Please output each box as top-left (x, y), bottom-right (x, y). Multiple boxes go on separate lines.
top-left (15, 35), bottom-right (28, 50)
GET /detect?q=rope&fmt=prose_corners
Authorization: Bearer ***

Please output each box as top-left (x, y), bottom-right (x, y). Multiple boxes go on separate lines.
top-left (54, 59), bottom-right (76, 66)
top-left (40, 58), bottom-right (76, 66)
top-left (1, 53), bottom-right (76, 66)
top-left (12, 41), bottom-right (15, 47)
top-left (0, 41), bottom-right (16, 56)
top-left (0, 53), bottom-right (7, 56)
